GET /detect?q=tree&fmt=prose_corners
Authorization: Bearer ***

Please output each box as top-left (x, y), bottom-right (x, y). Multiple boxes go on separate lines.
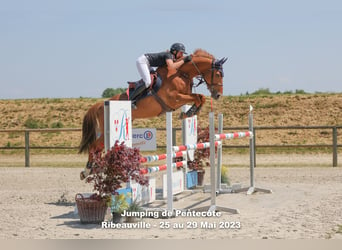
top-left (102, 88), bottom-right (126, 98)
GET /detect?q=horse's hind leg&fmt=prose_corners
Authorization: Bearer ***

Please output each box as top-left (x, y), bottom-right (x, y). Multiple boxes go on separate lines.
top-left (80, 131), bottom-right (105, 180)
top-left (80, 161), bottom-right (93, 180)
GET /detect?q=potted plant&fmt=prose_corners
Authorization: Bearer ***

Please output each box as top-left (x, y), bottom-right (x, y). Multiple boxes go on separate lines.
top-left (76, 141), bottom-right (148, 224)
top-left (187, 126), bottom-right (211, 186)
top-left (75, 193), bottom-right (109, 224)
top-left (221, 165), bottom-right (230, 185)
top-left (125, 198), bottom-right (143, 223)
top-left (111, 193), bottom-right (130, 223)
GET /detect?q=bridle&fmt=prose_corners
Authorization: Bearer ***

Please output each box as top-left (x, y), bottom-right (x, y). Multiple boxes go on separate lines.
top-left (190, 58), bottom-right (225, 91)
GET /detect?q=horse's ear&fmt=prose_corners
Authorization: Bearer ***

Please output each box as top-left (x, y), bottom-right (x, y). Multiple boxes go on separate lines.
top-left (214, 57), bottom-right (228, 67)
top-left (220, 57), bottom-right (228, 64)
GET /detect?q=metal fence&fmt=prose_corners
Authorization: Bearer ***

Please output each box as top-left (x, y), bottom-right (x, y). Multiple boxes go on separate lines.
top-left (0, 125), bottom-right (341, 167)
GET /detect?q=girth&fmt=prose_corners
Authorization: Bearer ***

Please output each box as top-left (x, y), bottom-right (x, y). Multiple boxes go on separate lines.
top-left (151, 89), bottom-right (175, 115)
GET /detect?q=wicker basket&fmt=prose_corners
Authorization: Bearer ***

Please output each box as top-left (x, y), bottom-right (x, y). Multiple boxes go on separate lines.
top-left (75, 193), bottom-right (107, 224)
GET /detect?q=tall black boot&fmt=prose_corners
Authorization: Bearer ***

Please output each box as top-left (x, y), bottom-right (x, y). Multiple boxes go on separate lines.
top-left (130, 81), bottom-right (146, 109)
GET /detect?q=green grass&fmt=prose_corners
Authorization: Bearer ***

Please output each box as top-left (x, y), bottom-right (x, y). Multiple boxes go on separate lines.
top-left (24, 116), bottom-right (48, 129)
top-left (336, 225), bottom-right (342, 234)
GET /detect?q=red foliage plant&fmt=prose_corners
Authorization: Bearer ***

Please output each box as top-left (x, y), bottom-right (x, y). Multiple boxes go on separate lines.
top-left (187, 126), bottom-right (217, 172)
top-left (187, 126), bottom-right (210, 172)
top-left (85, 141), bottom-right (149, 200)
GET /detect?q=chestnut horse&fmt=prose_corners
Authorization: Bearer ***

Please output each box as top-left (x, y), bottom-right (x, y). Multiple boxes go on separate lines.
top-left (79, 49), bottom-right (227, 180)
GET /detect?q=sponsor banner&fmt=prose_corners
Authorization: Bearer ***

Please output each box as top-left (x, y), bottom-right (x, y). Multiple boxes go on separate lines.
top-left (182, 105), bottom-right (197, 161)
top-left (105, 101), bottom-right (132, 149)
top-left (162, 171), bottom-right (184, 198)
top-left (132, 128), bottom-right (157, 151)
top-left (130, 177), bottom-right (156, 205)
top-left (186, 170), bottom-right (198, 189)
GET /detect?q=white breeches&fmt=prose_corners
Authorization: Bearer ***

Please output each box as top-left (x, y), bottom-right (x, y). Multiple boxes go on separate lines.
top-left (136, 55), bottom-right (151, 88)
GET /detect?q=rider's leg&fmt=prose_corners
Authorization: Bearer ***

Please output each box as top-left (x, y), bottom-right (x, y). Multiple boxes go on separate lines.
top-left (136, 55), bottom-right (152, 88)
top-left (129, 80), bottom-right (146, 101)
top-left (130, 55), bottom-right (152, 108)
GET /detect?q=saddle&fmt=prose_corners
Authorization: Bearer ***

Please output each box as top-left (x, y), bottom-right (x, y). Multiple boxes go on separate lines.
top-left (126, 72), bottom-right (163, 101)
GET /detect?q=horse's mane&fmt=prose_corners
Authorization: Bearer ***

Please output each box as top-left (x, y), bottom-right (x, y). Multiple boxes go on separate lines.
top-left (193, 49), bottom-right (215, 60)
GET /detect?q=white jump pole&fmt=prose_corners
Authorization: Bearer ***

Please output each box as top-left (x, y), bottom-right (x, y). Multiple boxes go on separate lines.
top-left (166, 112), bottom-right (173, 212)
top-left (194, 112), bottom-right (239, 214)
top-left (247, 105), bottom-right (272, 194)
top-left (234, 105), bottom-right (272, 194)
top-left (209, 112), bottom-right (216, 210)
top-left (248, 105), bottom-right (255, 193)
top-left (217, 114), bottom-right (223, 191)
top-left (104, 101), bottom-right (110, 152)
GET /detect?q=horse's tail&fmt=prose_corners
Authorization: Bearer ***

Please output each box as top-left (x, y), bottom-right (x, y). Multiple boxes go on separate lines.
top-left (79, 106), bottom-right (98, 154)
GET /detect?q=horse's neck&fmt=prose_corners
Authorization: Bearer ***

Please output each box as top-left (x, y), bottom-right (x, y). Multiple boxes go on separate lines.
top-left (156, 57), bottom-right (211, 79)
top-left (157, 65), bottom-right (180, 79)
top-left (181, 57), bottom-right (212, 77)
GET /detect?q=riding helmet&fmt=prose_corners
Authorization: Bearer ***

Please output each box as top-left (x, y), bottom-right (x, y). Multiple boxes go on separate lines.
top-left (170, 43), bottom-right (187, 54)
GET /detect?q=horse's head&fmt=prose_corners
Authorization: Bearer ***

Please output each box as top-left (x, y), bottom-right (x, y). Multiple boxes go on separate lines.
top-left (186, 49), bottom-right (227, 100)
top-left (202, 57), bottom-right (227, 99)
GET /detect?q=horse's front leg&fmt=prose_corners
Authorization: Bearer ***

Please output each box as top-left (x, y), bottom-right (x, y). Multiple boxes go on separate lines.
top-left (176, 93), bottom-right (205, 119)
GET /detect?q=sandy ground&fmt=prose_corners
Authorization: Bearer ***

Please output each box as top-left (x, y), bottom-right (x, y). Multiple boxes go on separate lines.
top-left (0, 154), bottom-right (341, 239)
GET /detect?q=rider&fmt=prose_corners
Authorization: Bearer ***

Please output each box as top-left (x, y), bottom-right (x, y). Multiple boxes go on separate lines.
top-left (130, 43), bottom-right (192, 108)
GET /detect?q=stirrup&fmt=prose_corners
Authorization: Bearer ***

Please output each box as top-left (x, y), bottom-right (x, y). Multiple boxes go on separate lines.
top-left (131, 101), bottom-right (138, 109)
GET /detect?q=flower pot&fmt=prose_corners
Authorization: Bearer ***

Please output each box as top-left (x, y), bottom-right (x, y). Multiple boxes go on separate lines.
top-left (75, 193), bottom-right (107, 224)
top-left (125, 216), bottom-right (138, 223)
top-left (112, 212), bottom-right (123, 223)
top-left (197, 170), bottom-right (205, 186)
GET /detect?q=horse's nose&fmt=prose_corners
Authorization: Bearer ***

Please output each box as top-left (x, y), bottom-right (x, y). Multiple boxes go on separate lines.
top-left (212, 92), bottom-right (221, 100)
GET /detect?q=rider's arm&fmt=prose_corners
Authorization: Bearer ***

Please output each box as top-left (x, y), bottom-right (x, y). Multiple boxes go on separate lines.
top-left (166, 58), bottom-right (186, 70)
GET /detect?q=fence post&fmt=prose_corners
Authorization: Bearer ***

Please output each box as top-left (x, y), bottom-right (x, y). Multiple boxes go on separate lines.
top-left (253, 127), bottom-right (256, 167)
top-left (166, 112), bottom-right (174, 212)
top-left (333, 127), bottom-right (337, 167)
top-left (217, 114), bottom-right (223, 191)
top-left (249, 107), bottom-right (255, 188)
top-left (25, 131), bottom-right (30, 167)
top-left (209, 112), bottom-right (216, 208)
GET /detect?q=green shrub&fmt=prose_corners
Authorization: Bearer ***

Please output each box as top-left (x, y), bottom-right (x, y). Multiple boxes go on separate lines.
top-left (221, 165), bottom-right (230, 185)
top-left (51, 121), bottom-right (64, 128)
top-left (295, 89), bottom-right (307, 94)
top-left (24, 117), bottom-right (39, 128)
top-left (24, 116), bottom-right (47, 129)
top-left (251, 88), bottom-right (271, 95)
top-left (102, 88), bottom-right (126, 98)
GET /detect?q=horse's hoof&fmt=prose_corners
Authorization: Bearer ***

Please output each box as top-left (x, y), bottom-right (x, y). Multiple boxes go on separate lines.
top-left (179, 112), bottom-right (186, 119)
top-left (80, 171), bottom-right (85, 180)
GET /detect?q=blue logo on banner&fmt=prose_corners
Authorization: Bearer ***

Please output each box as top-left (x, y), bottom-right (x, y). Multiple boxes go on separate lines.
top-left (144, 130), bottom-right (153, 140)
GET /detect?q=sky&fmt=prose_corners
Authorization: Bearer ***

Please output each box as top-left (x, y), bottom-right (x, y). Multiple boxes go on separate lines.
top-left (1, 0), bottom-right (342, 99)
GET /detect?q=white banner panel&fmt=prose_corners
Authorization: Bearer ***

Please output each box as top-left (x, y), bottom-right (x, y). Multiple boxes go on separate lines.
top-left (182, 106), bottom-right (197, 161)
top-left (130, 177), bottom-right (156, 205)
top-left (132, 128), bottom-right (157, 151)
top-left (162, 171), bottom-right (184, 198)
top-left (105, 101), bottom-right (132, 150)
